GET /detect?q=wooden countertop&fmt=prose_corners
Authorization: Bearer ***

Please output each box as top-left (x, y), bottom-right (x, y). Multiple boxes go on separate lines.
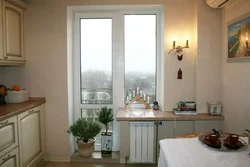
top-left (0, 97), bottom-right (46, 121)
top-left (116, 108), bottom-right (225, 121)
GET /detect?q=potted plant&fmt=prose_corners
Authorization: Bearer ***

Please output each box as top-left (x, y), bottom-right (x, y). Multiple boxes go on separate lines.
top-left (69, 119), bottom-right (101, 157)
top-left (98, 106), bottom-right (114, 157)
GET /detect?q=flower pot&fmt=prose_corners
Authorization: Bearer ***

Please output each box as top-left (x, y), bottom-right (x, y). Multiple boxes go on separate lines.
top-left (101, 132), bottom-right (112, 157)
top-left (77, 138), bottom-right (96, 157)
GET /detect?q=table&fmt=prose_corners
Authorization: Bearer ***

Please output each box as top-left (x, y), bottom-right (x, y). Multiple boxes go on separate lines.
top-left (158, 137), bottom-right (250, 167)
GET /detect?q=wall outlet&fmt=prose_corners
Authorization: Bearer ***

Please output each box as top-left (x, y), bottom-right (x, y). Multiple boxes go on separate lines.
top-left (160, 121), bottom-right (168, 126)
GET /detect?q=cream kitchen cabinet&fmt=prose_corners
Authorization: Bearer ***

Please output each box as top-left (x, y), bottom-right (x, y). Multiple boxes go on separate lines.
top-left (0, 0), bottom-right (26, 66)
top-left (0, 147), bottom-right (19, 167)
top-left (0, 102), bottom-right (45, 167)
top-left (0, 0), bottom-right (3, 61)
top-left (0, 116), bottom-right (18, 154)
top-left (18, 105), bottom-right (45, 167)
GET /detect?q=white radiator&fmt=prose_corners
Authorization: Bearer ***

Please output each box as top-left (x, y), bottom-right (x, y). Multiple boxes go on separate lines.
top-left (130, 122), bottom-right (154, 163)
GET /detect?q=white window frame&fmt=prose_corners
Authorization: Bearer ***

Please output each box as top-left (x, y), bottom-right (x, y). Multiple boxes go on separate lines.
top-left (73, 5), bottom-right (164, 152)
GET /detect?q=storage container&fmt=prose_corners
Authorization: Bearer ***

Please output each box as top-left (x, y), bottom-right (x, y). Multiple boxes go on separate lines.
top-left (5, 90), bottom-right (29, 103)
top-left (207, 102), bottom-right (222, 115)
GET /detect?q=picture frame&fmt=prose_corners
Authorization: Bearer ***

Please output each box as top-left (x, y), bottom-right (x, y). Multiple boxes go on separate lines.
top-left (227, 12), bottom-right (250, 62)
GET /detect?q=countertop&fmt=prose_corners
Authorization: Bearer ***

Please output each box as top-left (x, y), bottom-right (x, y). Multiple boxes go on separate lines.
top-left (116, 108), bottom-right (225, 121)
top-left (0, 97), bottom-right (46, 121)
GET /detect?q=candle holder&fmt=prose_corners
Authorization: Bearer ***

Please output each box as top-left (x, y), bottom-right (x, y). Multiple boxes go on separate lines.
top-left (168, 39), bottom-right (189, 61)
top-left (125, 95), bottom-right (151, 109)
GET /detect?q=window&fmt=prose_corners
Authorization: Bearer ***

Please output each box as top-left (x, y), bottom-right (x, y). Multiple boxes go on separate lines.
top-left (73, 6), bottom-right (164, 152)
top-left (80, 19), bottom-right (113, 104)
top-left (124, 15), bottom-right (156, 104)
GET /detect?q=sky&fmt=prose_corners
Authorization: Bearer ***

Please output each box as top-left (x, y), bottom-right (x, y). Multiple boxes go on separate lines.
top-left (80, 15), bottom-right (156, 74)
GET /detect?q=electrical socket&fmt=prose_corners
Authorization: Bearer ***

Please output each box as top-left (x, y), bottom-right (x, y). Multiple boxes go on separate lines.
top-left (160, 121), bottom-right (168, 126)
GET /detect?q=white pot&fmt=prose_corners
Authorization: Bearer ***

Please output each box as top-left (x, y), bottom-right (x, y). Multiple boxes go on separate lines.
top-left (77, 138), bottom-right (96, 157)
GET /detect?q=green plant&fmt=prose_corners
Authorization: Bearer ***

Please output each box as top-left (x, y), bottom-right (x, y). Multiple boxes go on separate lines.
top-left (98, 106), bottom-right (114, 134)
top-left (69, 119), bottom-right (101, 143)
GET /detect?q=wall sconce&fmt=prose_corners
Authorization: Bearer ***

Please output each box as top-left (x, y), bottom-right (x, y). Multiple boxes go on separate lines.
top-left (168, 39), bottom-right (189, 61)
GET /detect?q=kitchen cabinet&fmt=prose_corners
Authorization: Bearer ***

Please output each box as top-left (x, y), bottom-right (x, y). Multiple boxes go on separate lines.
top-left (194, 120), bottom-right (223, 132)
top-left (0, 101), bottom-right (45, 167)
top-left (18, 105), bottom-right (45, 167)
top-left (3, 0), bottom-right (24, 61)
top-left (0, 0), bottom-right (26, 66)
top-left (0, 0), bottom-right (3, 61)
top-left (0, 116), bottom-right (18, 154)
top-left (0, 147), bottom-right (19, 167)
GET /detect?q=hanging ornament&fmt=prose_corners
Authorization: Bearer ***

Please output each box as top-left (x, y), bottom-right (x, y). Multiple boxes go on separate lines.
top-left (177, 54), bottom-right (183, 61)
top-left (178, 68), bottom-right (182, 79)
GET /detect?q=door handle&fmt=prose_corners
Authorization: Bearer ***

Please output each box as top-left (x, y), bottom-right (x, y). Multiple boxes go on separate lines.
top-left (1, 154), bottom-right (11, 162)
top-left (28, 110), bottom-right (35, 114)
top-left (28, 110), bottom-right (38, 114)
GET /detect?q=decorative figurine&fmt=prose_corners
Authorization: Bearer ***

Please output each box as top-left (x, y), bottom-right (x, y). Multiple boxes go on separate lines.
top-left (178, 68), bottom-right (182, 79)
top-left (177, 54), bottom-right (183, 61)
top-left (153, 101), bottom-right (159, 110)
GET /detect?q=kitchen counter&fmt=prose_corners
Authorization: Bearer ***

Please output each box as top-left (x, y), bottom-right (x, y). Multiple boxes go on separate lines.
top-left (0, 97), bottom-right (46, 121)
top-left (116, 108), bottom-right (225, 121)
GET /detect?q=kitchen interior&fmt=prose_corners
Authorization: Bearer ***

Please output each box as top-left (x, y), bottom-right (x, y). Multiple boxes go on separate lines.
top-left (0, 0), bottom-right (250, 167)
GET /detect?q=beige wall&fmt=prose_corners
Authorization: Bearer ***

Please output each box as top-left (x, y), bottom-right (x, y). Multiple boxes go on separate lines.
top-left (195, 0), bottom-right (222, 112)
top-left (1, 0), bottom-right (223, 160)
top-left (222, 0), bottom-right (250, 134)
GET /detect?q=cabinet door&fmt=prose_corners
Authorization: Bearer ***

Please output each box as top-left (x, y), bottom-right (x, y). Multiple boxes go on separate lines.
top-left (0, 147), bottom-right (19, 167)
top-left (3, 1), bottom-right (24, 61)
top-left (0, 116), bottom-right (18, 154)
top-left (18, 108), bottom-right (42, 167)
top-left (194, 121), bottom-right (223, 132)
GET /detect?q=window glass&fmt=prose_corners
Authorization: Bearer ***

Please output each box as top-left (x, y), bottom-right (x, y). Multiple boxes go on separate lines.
top-left (80, 19), bottom-right (113, 104)
top-left (124, 15), bottom-right (156, 104)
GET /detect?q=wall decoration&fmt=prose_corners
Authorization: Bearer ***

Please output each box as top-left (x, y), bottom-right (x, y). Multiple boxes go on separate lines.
top-left (168, 39), bottom-right (189, 61)
top-left (228, 12), bottom-right (250, 61)
top-left (177, 68), bottom-right (182, 79)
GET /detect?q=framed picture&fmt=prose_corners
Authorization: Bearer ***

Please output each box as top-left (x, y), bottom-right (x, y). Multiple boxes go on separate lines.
top-left (227, 12), bottom-right (250, 61)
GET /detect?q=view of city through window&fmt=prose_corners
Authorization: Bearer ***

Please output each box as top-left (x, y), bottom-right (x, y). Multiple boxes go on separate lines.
top-left (80, 19), bottom-right (113, 104)
top-left (80, 15), bottom-right (156, 105)
top-left (124, 15), bottom-right (156, 104)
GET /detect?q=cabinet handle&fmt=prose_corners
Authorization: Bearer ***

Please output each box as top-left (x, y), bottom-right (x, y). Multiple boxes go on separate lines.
top-left (0, 120), bottom-right (8, 125)
top-left (2, 154), bottom-right (11, 162)
top-left (28, 110), bottom-right (35, 114)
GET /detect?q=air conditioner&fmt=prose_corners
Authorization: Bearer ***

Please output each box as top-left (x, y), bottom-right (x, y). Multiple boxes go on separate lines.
top-left (206, 0), bottom-right (236, 8)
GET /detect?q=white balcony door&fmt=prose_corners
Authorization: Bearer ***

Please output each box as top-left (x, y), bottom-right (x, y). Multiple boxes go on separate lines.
top-left (73, 6), bottom-right (163, 152)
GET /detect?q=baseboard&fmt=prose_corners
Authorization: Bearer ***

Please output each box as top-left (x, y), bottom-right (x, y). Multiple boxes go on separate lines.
top-left (44, 157), bottom-right (70, 162)
top-left (30, 154), bottom-right (44, 167)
